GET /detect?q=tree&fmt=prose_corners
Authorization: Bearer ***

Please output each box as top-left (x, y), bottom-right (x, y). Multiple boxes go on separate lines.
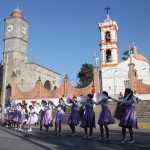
top-left (122, 50), bottom-right (130, 60)
top-left (77, 63), bottom-right (93, 88)
top-left (122, 48), bottom-right (134, 60)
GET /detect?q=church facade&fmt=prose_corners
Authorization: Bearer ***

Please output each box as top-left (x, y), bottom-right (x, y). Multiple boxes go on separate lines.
top-left (0, 8), bottom-right (61, 102)
top-left (99, 12), bottom-right (150, 98)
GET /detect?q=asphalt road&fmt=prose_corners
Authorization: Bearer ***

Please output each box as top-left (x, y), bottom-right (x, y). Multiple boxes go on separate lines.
top-left (0, 126), bottom-right (150, 150)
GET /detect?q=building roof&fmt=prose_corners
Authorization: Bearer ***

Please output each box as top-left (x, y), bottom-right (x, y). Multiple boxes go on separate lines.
top-left (130, 45), bottom-right (149, 63)
top-left (28, 62), bottom-right (61, 75)
top-left (133, 54), bottom-right (148, 63)
top-left (10, 8), bottom-right (24, 19)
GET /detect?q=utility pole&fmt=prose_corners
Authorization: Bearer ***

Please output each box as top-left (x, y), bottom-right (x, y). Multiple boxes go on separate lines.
top-left (1, 51), bottom-right (8, 119)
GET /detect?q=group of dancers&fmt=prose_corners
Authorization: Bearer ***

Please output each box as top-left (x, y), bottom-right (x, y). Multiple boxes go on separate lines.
top-left (0, 88), bottom-right (140, 144)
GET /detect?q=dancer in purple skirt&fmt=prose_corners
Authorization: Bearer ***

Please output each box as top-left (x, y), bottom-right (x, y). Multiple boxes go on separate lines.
top-left (39, 100), bottom-right (47, 131)
top-left (95, 91), bottom-right (114, 141)
top-left (12, 106), bottom-right (19, 128)
top-left (120, 88), bottom-right (140, 143)
top-left (42, 101), bottom-right (53, 132)
top-left (111, 88), bottom-right (140, 144)
top-left (67, 96), bottom-right (79, 135)
top-left (80, 94), bottom-right (95, 139)
top-left (54, 98), bottom-right (66, 135)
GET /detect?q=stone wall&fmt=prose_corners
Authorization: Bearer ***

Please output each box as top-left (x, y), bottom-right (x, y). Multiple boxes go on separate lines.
top-left (128, 63), bottom-right (150, 94)
top-left (16, 63), bottom-right (61, 91)
top-left (10, 75), bottom-right (95, 100)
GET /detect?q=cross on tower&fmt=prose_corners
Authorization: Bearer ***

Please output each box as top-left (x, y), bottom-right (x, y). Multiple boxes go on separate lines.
top-left (105, 6), bottom-right (110, 16)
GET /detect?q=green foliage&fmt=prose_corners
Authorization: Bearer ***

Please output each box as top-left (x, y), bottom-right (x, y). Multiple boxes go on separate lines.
top-left (122, 50), bottom-right (130, 60)
top-left (77, 63), bottom-right (93, 88)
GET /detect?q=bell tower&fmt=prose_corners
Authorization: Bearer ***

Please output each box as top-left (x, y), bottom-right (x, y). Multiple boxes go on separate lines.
top-left (3, 8), bottom-right (29, 84)
top-left (4, 8), bottom-right (28, 65)
top-left (98, 7), bottom-right (119, 66)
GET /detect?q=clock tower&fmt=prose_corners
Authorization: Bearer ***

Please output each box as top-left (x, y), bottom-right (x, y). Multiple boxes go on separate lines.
top-left (3, 8), bottom-right (29, 84)
top-left (98, 8), bottom-right (119, 67)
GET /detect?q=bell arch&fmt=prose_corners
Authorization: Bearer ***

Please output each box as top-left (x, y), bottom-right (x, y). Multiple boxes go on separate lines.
top-left (106, 49), bottom-right (112, 62)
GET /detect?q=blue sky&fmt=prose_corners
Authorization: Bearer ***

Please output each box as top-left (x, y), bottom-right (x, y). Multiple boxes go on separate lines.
top-left (0, 0), bottom-right (150, 85)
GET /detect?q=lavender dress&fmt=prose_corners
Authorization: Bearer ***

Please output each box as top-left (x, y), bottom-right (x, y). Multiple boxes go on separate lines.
top-left (119, 96), bottom-right (138, 128)
top-left (7, 109), bottom-right (14, 122)
top-left (81, 99), bottom-right (95, 128)
top-left (68, 103), bottom-right (79, 126)
top-left (26, 109), bottom-right (38, 125)
top-left (19, 109), bottom-right (28, 124)
top-left (12, 110), bottom-right (19, 123)
top-left (98, 98), bottom-right (114, 125)
top-left (55, 104), bottom-right (66, 124)
top-left (42, 106), bottom-right (53, 126)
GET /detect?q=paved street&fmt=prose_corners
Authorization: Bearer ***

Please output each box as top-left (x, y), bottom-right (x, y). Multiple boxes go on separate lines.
top-left (0, 126), bottom-right (150, 150)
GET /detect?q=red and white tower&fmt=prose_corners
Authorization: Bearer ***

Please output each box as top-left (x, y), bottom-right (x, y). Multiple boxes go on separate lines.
top-left (98, 7), bottom-right (119, 67)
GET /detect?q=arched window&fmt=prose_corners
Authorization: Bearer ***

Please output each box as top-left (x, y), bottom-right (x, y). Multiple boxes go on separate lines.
top-left (54, 86), bottom-right (57, 90)
top-left (105, 31), bottom-right (111, 42)
top-left (134, 70), bottom-right (137, 78)
top-left (44, 80), bottom-right (51, 90)
top-left (11, 71), bottom-right (17, 78)
top-left (106, 49), bottom-right (112, 62)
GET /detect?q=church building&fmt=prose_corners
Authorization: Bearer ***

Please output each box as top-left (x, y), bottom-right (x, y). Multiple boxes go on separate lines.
top-left (0, 8), bottom-right (61, 102)
top-left (98, 10), bottom-right (150, 98)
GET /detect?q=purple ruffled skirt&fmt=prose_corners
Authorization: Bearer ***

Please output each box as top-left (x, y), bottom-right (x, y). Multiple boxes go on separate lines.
top-left (98, 106), bottom-right (114, 125)
top-left (119, 106), bottom-right (138, 128)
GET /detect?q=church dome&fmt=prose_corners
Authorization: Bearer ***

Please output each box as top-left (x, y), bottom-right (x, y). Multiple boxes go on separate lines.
top-left (133, 54), bottom-right (148, 62)
top-left (10, 8), bottom-right (24, 19)
top-left (129, 45), bottom-right (148, 63)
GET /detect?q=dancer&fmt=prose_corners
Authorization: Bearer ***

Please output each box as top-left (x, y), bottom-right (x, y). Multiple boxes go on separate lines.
top-left (111, 88), bottom-right (140, 144)
top-left (26, 104), bottom-right (38, 132)
top-left (67, 96), bottom-right (79, 136)
top-left (80, 94), bottom-right (95, 139)
top-left (54, 98), bottom-right (66, 135)
top-left (95, 91), bottom-right (114, 141)
top-left (42, 101), bottom-right (53, 132)
top-left (39, 100), bottom-right (47, 131)
top-left (18, 104), bottom-right (28, 131)
top-left (11, 105), bottom-right (20, 128)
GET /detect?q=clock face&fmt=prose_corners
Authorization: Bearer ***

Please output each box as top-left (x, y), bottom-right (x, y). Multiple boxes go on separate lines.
top-left (21, 26), bottom-right (27, 34)
top-left (7, 25), bottom-right (13, 32)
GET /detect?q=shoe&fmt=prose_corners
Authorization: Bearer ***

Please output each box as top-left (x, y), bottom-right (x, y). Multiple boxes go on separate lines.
top-left (28, 128), bottom-right (32, 132)
top-left (18, 128), bottom-right (23, 132)
top-left (128, 140), bottom-right (135, 144)
top-left (121, 138), bottom-right (128, 143)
